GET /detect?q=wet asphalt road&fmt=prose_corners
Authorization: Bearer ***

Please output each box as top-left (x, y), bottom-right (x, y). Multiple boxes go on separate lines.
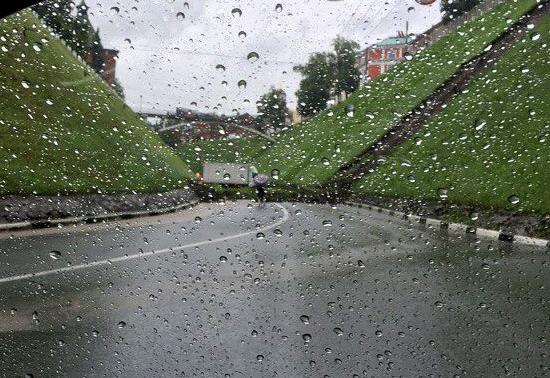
top-left (0, 201), bottom-right (549, 377)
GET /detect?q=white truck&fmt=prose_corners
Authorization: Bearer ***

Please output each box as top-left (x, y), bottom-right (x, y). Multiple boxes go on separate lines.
top-left (202, 162), bottom-right (257, 185)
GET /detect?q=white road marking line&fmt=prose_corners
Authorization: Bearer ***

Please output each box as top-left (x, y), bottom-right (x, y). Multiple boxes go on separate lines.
top-left (0, 204), bottom-right (290, 285)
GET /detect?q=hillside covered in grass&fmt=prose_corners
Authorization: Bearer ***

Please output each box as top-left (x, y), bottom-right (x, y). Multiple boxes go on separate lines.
top-left (0, 11), bottom-right (192, 195)
top-left (248, 0), bottom-right (538, 186)
top-left (356, 12), bottom-right (550, 214)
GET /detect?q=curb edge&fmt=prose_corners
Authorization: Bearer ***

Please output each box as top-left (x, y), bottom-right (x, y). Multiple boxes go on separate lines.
top-left (343, 202), bottom-right (549, 248)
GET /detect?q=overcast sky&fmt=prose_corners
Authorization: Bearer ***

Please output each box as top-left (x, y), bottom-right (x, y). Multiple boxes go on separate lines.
top-left (87, 0), bottom-right (443, 115)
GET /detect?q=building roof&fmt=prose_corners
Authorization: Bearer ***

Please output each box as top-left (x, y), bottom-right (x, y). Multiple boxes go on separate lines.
top-left (376, 36), bottom-right (410, 47)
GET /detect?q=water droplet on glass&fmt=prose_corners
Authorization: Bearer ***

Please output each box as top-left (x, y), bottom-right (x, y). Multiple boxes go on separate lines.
top-left (194, 216), bottom-right (202, 223)
top-left (238, 80), bottom-right (247, 89)
top-left (238, 31), bottom-right (247, 39)
top-left (531, 33), bottom-right (540, 41)
top-left (49, 250), bottom-right (61, 260)
top-left (302, 333), bottom-right (312, 342)
top-left (321, 157), bottom-right (330, 166)
top-left (437, 188), bottom-right (448, 199)
top-left (256, 232), bottom-right (265, 239)
top-left (176, 12), bottom-right (185, 20)
top-left (271, 169), bottom-right (280, 179)
top-left (92, 330), bottom-right (99, 337)
top-left (300, 315), bottom-right (310, 324)
top-left (110, 6), bottom-right (120, 14)
top-left (407, 6), bottom-right (415, 12)
top-left (231, 8), bottom-right (242, 17)
top-left (404, 52), bottom-right (413, 61)
top-left (21, 80), bottom-right (30, 89)
top-left (256, 354), bottom-right (264, 362)
top-left (215, 64), bottom-right (226, 72)
top-left (275, 3), bottom-right (283, 12)
top-left (333, 327), bottom-right (343, 336)
top-left (117, 321), bottom-right (127, 328)
top-left (1, 45), bottom-right (8, 52)
top-left (247, 51), bottom-right (259, 62)
top-left (33, 42), bottom-right (42, 52)
top-left (322, 220), bottom-right (332, 227)
top-left (45, 98), bottom-right (54, 106)
top-left (508, 195), bottom-right (520, 205)
top-left (219, 255), bottom-right (227, 262)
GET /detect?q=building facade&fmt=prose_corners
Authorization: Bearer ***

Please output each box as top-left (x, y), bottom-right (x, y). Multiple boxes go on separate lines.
top-left (357, 36), bottom-right (414, 83)
top-left (84, 48), bottom-right (119, 85)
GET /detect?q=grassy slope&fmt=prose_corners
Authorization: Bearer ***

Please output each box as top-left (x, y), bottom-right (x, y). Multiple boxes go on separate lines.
top-left (177, 137), bottom-right (270, 174)
top-left (251, 0), bottom-right (537, 186)
top-left (356, 14), bottom-right (550, 214)
top-left (0, 11), bottom-right (192, 195)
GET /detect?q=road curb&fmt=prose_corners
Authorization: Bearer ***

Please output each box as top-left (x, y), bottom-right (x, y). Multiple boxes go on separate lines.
top-left (0, 199), bottom-right (200, 232)
top-left (344, 202), bottom-right (549, 248)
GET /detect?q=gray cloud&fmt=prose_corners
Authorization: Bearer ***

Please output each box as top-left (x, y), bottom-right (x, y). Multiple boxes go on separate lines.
top-left (88, 0), bottom-right (443, 115)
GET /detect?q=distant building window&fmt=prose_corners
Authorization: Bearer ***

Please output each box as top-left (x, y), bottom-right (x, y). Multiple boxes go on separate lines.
top-left (388, 50), bottom-right (397, 60)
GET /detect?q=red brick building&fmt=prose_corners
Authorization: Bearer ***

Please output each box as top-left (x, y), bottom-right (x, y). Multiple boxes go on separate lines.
top-left (356, 36), bottom-right (415, 83)
top-left (84, 48), bottom-right (119, 85)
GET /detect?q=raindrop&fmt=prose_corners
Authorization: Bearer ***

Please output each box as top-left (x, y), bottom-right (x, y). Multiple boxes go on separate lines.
top-left (117, 321), bottom-right (127, 328)
top-left (1, 45), bottom-right (8, 52)
top-left (357, 260), bottom-right (365, 268)
top-left (434, 301), bottom-right (444, 308)
top-left (256, 232), bottom-right (265, 239)
top-left (346, 104), bottom-right (355, 117)
top-left (321, 157), bottom-right (330, 166)
top-left (238, 80), bottom-right (247, 89)
top-left (437, 188), bottom-right (448, 199)
top-left (322, 220), bottom-right (332, 227)
top-left (219, 255), bottom-right (228, 262)
top-left (300, 315), bottom-right (310, 324)
top-left (184, 2), bottom-right (190, 9)
top-left (32, 42), bottom-right (43, 52)
top-left (46, 98), bottom-right (54, 106)
top-left (176, 12), bottom-right (185, 20)
top-left (247, 51), bottom-right (259, 62)
top-left (275, 3), bottom-right (283, 12)
top-left (49, 250), bottom-right (62, 260)
top-left (21, 80), bottom-right (30, 89)
top-left (404, 52), bottom-right (413, 61)
top-left (531, 33), bottom-right (540, 41)
top-left (110, 6), bottom-right (120, 14)
top-left (124, 38), bottom-right (131, 45)
top-left (92, 330), bottom-right (99, 337)
top-left (470, 211), bottom-right (479, 221)
top-left (407, 174), bottom-right (416, 183)
top-left (194, 216), bottom-right (202, 223)
top-left (223, 173), bottom-right (231, 181)
top-left (256, 354), bottom-right (264, 362)
top-left (238, 31), bottom-right (247, 39)
top-left (333, 327), bottom-right (344, 336)
top-left (508, 195), bottom-right (520, 205)
top-left (407, 6), bottom-right (415, 12)
top-left (271, 169), bottom-right (280, 179)
top-left (231, 8), bottom-right (242, 17)
top-left (302, 333), bottom-right (312, 342)
top-left (216, 64), bottom-right (226, 72)
top-left (273, 229), bottom-right (283, 237)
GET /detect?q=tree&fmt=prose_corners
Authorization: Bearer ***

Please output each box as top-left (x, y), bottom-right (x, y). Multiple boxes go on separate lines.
top-left (441, 0), bottom-right (481, 21)
top-left (295, 53), bottom-right (334, 117)
top-left (32, 0), bottom-right (74, 43)
top-left (73, 0), bottom-right (96, 56)
top-left (332, 37), bottom-right (360, 97)
top-left (255, 88), bottom-right (288, 133)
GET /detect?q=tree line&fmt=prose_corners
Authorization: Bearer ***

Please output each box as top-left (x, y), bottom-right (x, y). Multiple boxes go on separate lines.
top-left (32, 0), bottom-right (125, 98)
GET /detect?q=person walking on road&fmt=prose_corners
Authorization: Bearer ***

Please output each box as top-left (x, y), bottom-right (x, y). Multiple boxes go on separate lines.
top-left (249, 166), bottom-right (268, 204)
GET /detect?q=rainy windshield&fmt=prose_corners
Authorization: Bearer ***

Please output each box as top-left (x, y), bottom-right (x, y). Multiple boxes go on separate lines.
top-left (0, 0), bottom-right (549, 376)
